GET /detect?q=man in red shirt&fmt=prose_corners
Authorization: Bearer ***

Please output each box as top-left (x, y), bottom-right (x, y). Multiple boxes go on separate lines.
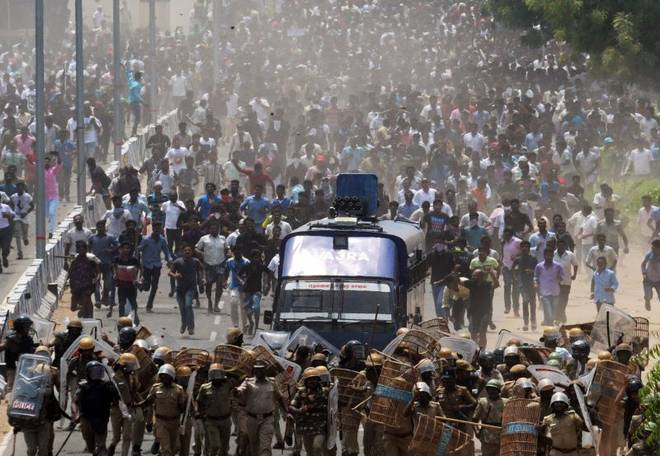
top-left (231, 160), bottom-right (275, 196)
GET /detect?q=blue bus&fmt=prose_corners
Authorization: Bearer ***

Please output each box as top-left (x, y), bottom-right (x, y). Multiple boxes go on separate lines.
top-left (265, 174), bottom-right (427, 349)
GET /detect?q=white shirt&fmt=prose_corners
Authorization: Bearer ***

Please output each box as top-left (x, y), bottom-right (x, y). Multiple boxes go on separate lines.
top-left (170, 74), bottom-right (188, 97)
top-left (639, 205), bottom-right (658, 237)
top-left (579, 214), bottom-right (598, 244)
top-left (627, 148), bottom-right (652, 176)
top-left (412, 188), bottom-right (438, 207)
top-left (166, 147), bottom-right (190, 174)
top-left (65, 227), bottom-right (93, 247)
top-left (266, 220), bottom-right (292, 238)
top-left (553, 250), bottom-right (578, 286)
top-left (0, 204), bottom-right (15, 229)
top-left (226, 229), bottom-right (240, 248)
top-left (9, 193), bottom-right (32, 221)
top-left (103, 208), bottom-right (133, 238)
top-left (161, 200), bottom-right (185, 229)
top-left (463, 132), bottom-right (484, 153)
top-left (195, 234), bottom-right (227, 266)
top-left (156, 171), bottom-right (175, 195)
top-left (268, 254), bottom-right (280, 279)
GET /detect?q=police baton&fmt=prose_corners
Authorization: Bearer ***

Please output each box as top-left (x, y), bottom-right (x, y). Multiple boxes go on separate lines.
top-left (55, 421), bottom-right (77, 456)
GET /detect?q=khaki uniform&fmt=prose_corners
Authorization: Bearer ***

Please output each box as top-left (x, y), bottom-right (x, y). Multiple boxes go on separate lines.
top-left (144, 382), bottom-right (187, 456)
top-left (435, 385), bottom-right (476, 430)
top-left (542, 411), bottom-right (584, 456)
top-left (340, 372), bottom-right (368, 456)
top-left (236, 376), bottom-right (281, 456)
top-left (472, 397), bottom-right (505, 456)
top-left (356, 372), bottom-right (384, 456)
top-left (110, 370), bottom-right (141, 456)
top-left (196, 381), bottom-right (233, 456)
top-left (291, 385), bottom-right (329, 456)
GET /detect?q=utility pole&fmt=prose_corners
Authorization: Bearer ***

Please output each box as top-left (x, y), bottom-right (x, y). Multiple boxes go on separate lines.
top-left (75, 0), bottom-right (85, 204)
top-left (149, 0), bottom-right (157, 121)
top-left (35, 0), bottom-right (46, 259)
top-left (212, 0), bottom-right (220, 91)
top-left (113, 0), bottom-right (122, 161)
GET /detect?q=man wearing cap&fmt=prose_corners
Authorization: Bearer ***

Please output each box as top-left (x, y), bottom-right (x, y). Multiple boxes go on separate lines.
top-left (195, 363), bottom-right (233, 456)
top-left (501, 364), bottom-right (529, 398)
top-left (405, 382), bottom-right (445, 425)
top-left (138, 364), bottom-right (187, 456)
top-left (235, 360), bottom-right (287, 456)
top-left (473, 379), bottom-right (505, 456)
top-left (49, 319), bottom-right (83, 367)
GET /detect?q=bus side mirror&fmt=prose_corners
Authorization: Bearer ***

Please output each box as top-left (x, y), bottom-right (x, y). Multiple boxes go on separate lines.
top-left (263, 311), bottom-right (273, 326)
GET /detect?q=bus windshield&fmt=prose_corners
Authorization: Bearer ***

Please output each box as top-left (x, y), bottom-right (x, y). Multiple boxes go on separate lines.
top-left (278, 280), bottom-right (393, 321)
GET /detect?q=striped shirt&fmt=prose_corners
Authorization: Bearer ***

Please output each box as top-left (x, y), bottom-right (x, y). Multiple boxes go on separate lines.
top-left (198, 162), bottom-right (225, 188)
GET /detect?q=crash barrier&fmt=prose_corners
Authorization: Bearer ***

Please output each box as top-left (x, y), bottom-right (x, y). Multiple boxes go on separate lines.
top-left (0, 108), bottom-right (180, 341)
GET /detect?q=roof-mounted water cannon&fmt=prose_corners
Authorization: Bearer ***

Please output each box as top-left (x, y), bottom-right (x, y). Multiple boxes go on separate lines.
top-left (333, 173), bottom-right (378, 219)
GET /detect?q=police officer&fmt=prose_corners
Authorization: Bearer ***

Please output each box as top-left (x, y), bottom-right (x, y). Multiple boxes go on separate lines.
top-left (138, 364), bottom-right (187, 456)
top-left (435, 368), bottom-right (476, 435)
top-left (176, 365), bottom-right (202, 456)
top-left (76, 360), bottom-right (120, 456)
top-left (538, 378), bottom-right (556, 419)
top-left (226, 327), bottom-right (244, 347)
top-left (67, 336), bottom-right (102, 424)
top-left (153, 346), bottom-right (173, 367)
top-left (290, 367), bottom-right (329, 455)
top-left (108, 353), bottom-right (140, 456)
top-left (235, 360), bottom-right (287, 456)
top-left (117, 327), bottom-right (138, 352)
top-left (50, 319), bottom-right (83, 366)
top-left (473, 379), bottom-right (505, 456)
top-left (337, 340), bottom-right (366, 371)
top-left (0, 315), bottom-right (36, 391)
top-left (405, 382), bottom-right (445, 424)
top-left (416, 359), bottom-right (437, 392)
top-left (568, 339), bottom-right (591, 379)
top-left (195, 363), bottom-right (233, 456)
top-left (357, 352), bottom-right (385, 456)
top-left (501, 364), bottom-right (529, 398)
top-left (498, 345), bottom-right (526, 380)
top-left (541, 392), bottom-right (584, 456)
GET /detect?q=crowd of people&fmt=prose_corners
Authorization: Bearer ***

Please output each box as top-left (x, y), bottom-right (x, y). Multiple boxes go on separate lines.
top-left (1, 0), bottom-right (659, 454)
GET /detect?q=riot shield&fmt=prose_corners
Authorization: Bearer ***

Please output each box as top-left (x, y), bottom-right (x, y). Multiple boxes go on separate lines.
top-left (30, 315), bottom-right (56, 345)
top-left (526, 365), bottom-right (571, 388)
top-left (495, 329), bottom-right (539, 348)
top-left (500, 398), bottom-right (540, 456)
top-left (250, 330), bottom-right (290, 356)
top-left (590, 304), bottom-right (635, 352)
top-left (438, 337), bottom-right (479, 364)
top-left (408, 415), bottom-right (473, 456)
top-left (587, 360), bottom-right (628, 456)
top-left (381, 335), bottom-right (404, 357)
top-left (8, 354), bottom-right (52, 424)
top-left (285, 326), bottom-right (340, 359)
top-left (417, 318), bottom-right (452, 338)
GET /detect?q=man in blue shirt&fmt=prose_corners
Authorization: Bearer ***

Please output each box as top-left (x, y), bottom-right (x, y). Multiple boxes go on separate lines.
top-left (125, 63), bottom-right (145, 136)
top-left (196, 183), bottom-right (222, 221)
top-left (89, 220), bottom-right (118, 315)
top-left (398, 191), bottom-right (419, 219)
top-left (225, 249), bottom-right (250, 331)
top-left (137, 222), bottom-right (173, 311)
top-left (529, 219), bottom-right (556, 262)
top-left (462, 213), bottom-right (489, 250)
top-left (591, 256), bottom-right (618, 311)
top-left (122, 188), bottom-right (150, 231)
top-left (272, 184), bottom-right (292, 214)
top-left (240, 184), bottom-right (271, 234)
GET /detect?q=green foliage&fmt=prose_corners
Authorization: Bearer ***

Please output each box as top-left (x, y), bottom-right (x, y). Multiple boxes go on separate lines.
top-left (639, 337), bottom-right (660, 447)
top-left (486, 0), bottom-right (660, 86)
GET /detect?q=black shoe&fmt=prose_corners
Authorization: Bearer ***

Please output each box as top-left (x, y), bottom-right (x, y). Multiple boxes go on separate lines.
top-left (16, 253), bottom-right (22, 260)
top-left (107, 444), bottom-right (116, 456)
top-left (180, 325), bottom-right (186, 334)
top-left (213, 306), bottom-right (221, 313)
top-left (504, 308), bottom-right (510, 314)
top-left (188, 328), bottom-right (195, 335)
top-left (488, 322), bottom-right (496, 330)
top-left (169, 290), bottom-right (175, 298)
top-left (150, 441), bottom-right (160, 455)
top-left (146, 307), bottom-right (153, 313)
top-left (273, 442), bottom-right (285, 450)
top-left (106, 308), bottom-right (113, 318)
top-left (2, 257), bottom-right (7, 268)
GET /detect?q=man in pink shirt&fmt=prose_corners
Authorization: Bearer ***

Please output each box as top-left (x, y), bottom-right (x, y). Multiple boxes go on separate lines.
top-left (44, 153), bottom-right (63, 238)
top-left (14, 127), bottom-right (35, 157)
top-left (501, 227), bottom-right (522, 316)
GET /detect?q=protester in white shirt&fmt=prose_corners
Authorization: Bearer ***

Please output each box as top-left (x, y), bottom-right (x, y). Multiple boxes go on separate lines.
top-left (161, 193), bottom-right (186, 256)
top-left (412, 179), bottom-right (438, 207)
top-left (624, 142), bottom-right (653, 176)
top-left (195, 222), bottom-right (227, 312)
top-left (165, 137), bottom-right (191, 175)
top-left (103, 196), bottom-right (133, 238)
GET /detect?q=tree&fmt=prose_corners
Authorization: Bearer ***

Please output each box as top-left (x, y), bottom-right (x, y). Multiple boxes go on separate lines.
top-left (486, 0), bottom-right (660, 87)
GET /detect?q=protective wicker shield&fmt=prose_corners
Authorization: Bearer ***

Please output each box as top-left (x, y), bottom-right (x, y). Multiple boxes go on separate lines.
top-left (588, 360), bottom-right (628, 456)
top-left (126, 345), bottom-right (158, 393)
top-left (174, 348), bottom-right (210, 370)
top-left (251, 345), bottom-right (284, 375)
top-left (518, 347), bottom-right (554, 365)
top-left (590, 304), bottom-right (636, 351)
top-left (418, 318), bottom-right (451, 338)
top-left (438, 336), bottom-right (480, 364)
top-left (398, 328), bottom-right (442, 360)
top-left (330, 368), bottom-right (366, 431)
top-left (500, 398), bottom-right (540, 456)
top-left (631, 317), bottom-right (649, 365)
top-left (368, 357), bottom-right (415, 428)
top-left (213, 344), bottom-right (254, 377)
top-left (135, 325), bottom-right (152, 340)
top-left (408, 415), bottom-right (473, 456)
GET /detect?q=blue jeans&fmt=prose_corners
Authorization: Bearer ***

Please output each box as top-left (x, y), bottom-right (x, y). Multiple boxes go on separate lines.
top-left (245, 292), bottom-right (262, 330)
top-left (176, 288), bottom-right (195, 331)
top-left (47, 198), bottom-right (59, 235)
top-left (432, 284), bottom-right (446, 318)
top-left (540, 295), bottom-right (559, 325)
top-left (95, 264), bottom-right (115, 306)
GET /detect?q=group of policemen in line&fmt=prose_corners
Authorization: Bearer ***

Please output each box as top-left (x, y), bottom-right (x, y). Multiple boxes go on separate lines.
top-left (0, 313), bottom-right (652, 456)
